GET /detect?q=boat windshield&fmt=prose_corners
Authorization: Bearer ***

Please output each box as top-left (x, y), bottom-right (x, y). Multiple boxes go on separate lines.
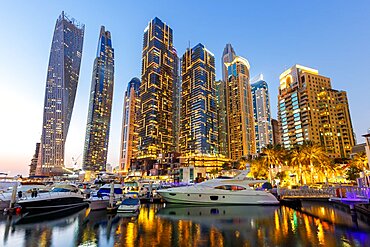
top-left (98, 188), bottom-right (123, 194)
top-left (214, 185), bottom-right (246, 191)
top-left (122, 198), bottom-right (139, 205)
top-left (51, 188), bottom-right (71, 192)
top-left (216, 176), bottom-right (233, 179)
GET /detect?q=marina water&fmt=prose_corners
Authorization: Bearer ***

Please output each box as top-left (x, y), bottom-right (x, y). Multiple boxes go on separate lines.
top-left (0, 202), bottom-right (369, 247)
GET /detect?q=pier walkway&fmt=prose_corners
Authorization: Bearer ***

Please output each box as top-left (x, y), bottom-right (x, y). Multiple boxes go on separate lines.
top-left (280, 186), bottom-right (370, 201)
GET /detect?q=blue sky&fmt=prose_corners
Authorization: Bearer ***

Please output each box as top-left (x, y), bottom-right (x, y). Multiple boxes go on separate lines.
top-left (1, 1), bottom-right (370, 175)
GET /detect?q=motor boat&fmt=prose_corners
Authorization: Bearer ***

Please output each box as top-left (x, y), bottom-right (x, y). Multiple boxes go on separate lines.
top-left (0, 182), bottom-right (51, 211)
top-left (156, 169), bottom-right (279, 205)
top-left (88, 184), bottom-right (123, 211)
top-left (16, 184), bottom-right (88, 214)
top-left (117, 198), bottom-right (140, 213)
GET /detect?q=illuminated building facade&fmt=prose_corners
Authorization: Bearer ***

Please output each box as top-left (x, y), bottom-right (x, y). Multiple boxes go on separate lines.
top-left (83, 26), bottom-right (114, 172)
top-left (119, 78), bottom-right (141, 172)
top-left (180, 43), bottom-right (218, 157)
top-left (138, 17), bottom-right (175, 160)
top-left (225, 56), bottom-right (256, 160)
top-left (29, 142), bottom-right (40, 176)
top-left (172, 48), bottom-right (181, 153)
top-left (278, 64), bottom-right (355, 157)
top-left (271, 118), bottom-right (281, 145)
top-left (217, 44), bottom-right (237, 158)
top-left (215, 80), bottom-right (228, 157)
top-left (36, 12), bottom-right (84, 175)
top-left (251, 75), bottom-right (273, 153)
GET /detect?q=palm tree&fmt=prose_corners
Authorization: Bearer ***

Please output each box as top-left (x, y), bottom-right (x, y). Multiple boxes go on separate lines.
top-left (351, 152), bottom-right (369, 185)
top-left (299, 141), bottom-right (329, 184)
top-left (289, 146), bottom-right (305, 184)
top-left (261, 144), bottom-right (285, 182)
top-left (352, 152), bottom-right (369, 170)
top-left (250, 157), bottom-right (268, 179)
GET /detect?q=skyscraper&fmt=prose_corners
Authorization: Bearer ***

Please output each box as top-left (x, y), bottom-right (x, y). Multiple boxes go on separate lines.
top-left (225, 56), bottom-right (256, 160)
top-left (138, 17), bottom-right (176, 161)
top-left (271, 118), bottom-right (281, 145)
top-left (217, 44), bottom-right (237, 158)
top-left (278, 64), bottom-right (355, 158)
top-left (120, 78), bottom-right (141, 172)
top-left (83, 26), bottom-right (114, 173)
top-left (180, 43), bottom-right (218, 156)
top-left (29, 142), bottom-right (40, 176)
top-left (172, 48), bottom-right (181, 153)
top-left (222, 44), bottom-right (236, 82)
top-left (251, 75), bottom-right (273, 153)
top-left (215, 80), bottom-right (228, 157)
top-left (36, 12), bottom-right (84, 176)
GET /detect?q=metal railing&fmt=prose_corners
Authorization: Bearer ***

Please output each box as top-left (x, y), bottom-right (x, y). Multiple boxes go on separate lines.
top-left (280, 186), bottom-right (370, 199)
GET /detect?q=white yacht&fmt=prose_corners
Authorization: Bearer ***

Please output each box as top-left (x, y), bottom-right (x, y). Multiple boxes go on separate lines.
top-left (157, 169), bottom-right (279, 205)
top-left (16, 184), bottom-right (88, 214)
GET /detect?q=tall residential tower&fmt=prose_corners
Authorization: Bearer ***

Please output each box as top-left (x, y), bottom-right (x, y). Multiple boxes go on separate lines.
top-left (83, 26), bottom-right (114, 173)
top-left (278, 64), bottom-right (355, 158)
top-left (251, 75), bottom-right (273, 152)
top-left (119, 78), bottom-right (141, 172)
top-left (138, 17), bottom-right (176, 161)
top-left (36, 12), bottom-right (84, 175)
top-left (180, 43), bottom-right (218, 157)
top-left (225, 56), bottom-right (256, 160)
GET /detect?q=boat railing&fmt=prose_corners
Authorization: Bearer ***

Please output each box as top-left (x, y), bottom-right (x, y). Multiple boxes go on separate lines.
top-left (18, 190), bottom-right (80, 201)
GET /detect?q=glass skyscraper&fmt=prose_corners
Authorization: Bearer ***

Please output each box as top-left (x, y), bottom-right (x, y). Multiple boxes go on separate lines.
top-left (225, 55), bottom-right (256, 160)
top-left (83, 26), bottom-right (114, 173)
top-left (120, 78), bottom-right (141, 172)
top-left (36, 12), bottom-right (84, 176)
top-left (215, 44), bottom-right (236, 158)
top-left (172, 48), bottom-right (181, 153)
top-left (251, 75), bottom-right (273, 153)
top-left (138, 17), bottom-right (176, 159)
top-left (180, 43), bottom-right (218, 156)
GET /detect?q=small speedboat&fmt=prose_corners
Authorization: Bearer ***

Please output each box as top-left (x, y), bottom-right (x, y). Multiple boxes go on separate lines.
top-left (117, 198), bottom-right (140, 213)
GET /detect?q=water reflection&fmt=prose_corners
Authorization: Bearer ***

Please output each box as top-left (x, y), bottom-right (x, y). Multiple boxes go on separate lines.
top-left (0, 203), bottom-right (369, 247)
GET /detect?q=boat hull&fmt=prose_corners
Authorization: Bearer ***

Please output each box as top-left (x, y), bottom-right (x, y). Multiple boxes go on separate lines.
top-left (17, 196), bottom-right (87, 214)
top-left (157, 191), bottom-right (279, 205)
top-left (117, 205), bottom-right (140, 213)
top-left (89, 199), bottom-right (110, 211)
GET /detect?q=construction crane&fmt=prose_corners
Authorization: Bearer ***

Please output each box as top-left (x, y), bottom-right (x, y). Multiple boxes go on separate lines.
top-left (72, 153), bottom-right (82, 169)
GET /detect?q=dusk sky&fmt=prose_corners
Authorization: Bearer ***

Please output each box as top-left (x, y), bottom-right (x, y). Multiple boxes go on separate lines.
top-left (1, 1), bottom-right (369, 176)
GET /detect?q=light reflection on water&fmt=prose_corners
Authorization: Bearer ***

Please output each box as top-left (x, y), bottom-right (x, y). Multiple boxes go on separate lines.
top-left (0, 202), bottom-right (369, 247)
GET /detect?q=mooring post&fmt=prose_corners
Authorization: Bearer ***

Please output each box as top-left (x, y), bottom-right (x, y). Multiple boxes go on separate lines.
top-left (9, 183), bottom-right (17, 209)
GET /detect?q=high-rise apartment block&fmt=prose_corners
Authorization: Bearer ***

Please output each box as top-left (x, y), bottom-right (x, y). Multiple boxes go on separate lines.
top-left (138, 17), bottom-right (176, 160)
top-left (29, 143), bottom-right (40, 176)
top-left (172, 48), bottom-right (181, 153)
top-left (271, 119), bottom-right (281, 145)
top-left (217, 44), bottom-right (237, 158)
top-left (83, 26), bottom-right (114, 173)
top-left (120, 78), bottom-right (141, 172)
top-left (251, 75), bottom-right (273, 153)
top-left (225, 55), bottom-right (256, 160)
top-left (36, 12), bottom-right (84, 175)
top-left (278, 64), bottom-right (355, 158)
top-left (180, 43), bottom-right (218, 157)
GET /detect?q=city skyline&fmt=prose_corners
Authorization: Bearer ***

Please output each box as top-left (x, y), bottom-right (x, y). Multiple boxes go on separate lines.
top-left (1, 1), bottom-right (370, 175)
